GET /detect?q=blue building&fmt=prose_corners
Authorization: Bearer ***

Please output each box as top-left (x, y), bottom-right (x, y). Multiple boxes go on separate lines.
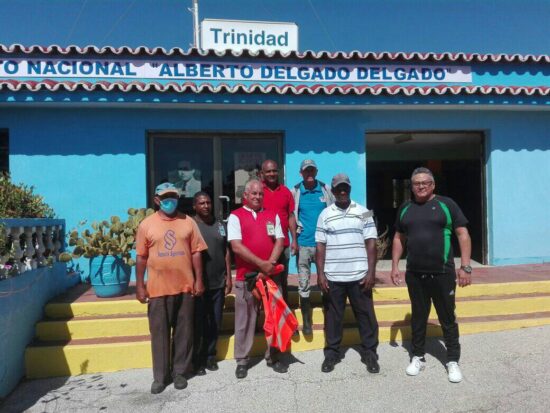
top-left (1, 44), bottom-right (549, 268)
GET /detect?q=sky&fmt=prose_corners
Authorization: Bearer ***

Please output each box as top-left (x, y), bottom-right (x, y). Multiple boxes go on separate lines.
top-left (0, 0), bottom-right (549, 55)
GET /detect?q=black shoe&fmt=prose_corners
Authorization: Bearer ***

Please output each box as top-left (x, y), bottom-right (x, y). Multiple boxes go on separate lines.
top-left (206, 357), bottom-right (219, 371)
top-left (150, 381), bottom-right (166, 394)
top-left (301, 298), bottom-right (313, 335)
top-left (321, 358), bottom-right (337, 373)
top-left (270, 360), bottom-right (288, 374)
top-left (173, 374), bottom-right (188, 390)
top-left (235, 365), bottom-right (248, 379)
top-left (195, 366), bottom-right (206, 376)
top-left (362, 351), bottom-right (380, 374)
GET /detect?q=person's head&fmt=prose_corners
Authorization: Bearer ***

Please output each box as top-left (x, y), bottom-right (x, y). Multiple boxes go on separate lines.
top-left (154, 182), bottom-right (181, 216)
top-left (410, 167), bottom-right (435, 202)
top-left (177, 161), bottom-right (194, 181)
top-left (331, 173), bottom-right (351, 207)
top-left (243, 179), bottom-right (264, 211)
top-left (261, 159), bottom-right (279, 188)
top-left (193, 191), bottom-right (212, 220)
top-left (300, 159), bottom-right (318, 188)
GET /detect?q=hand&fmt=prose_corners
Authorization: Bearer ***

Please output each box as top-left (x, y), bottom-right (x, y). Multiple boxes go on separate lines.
top-left (194, 280), bottom-right (205, 297)
top-left (360, 274), bottom-right (375, 291)
top-left (258, 260), bottom-right (275, 276)
top-left (317, 272), bottom-right (329, 293)
top-left (225, 279), bottom-right (233, 296)
top-left (136, 284), bottom-right (149, 304)
top-left (290, 240), bottom-right (298, 256)
top-left (457, 268), bottom-right (472, 287)
top-left (390, 268), bottom-right (402, 286)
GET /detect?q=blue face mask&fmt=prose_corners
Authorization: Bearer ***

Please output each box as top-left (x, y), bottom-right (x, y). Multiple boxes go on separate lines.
top-left (160, 198), bottom-right (178, 214)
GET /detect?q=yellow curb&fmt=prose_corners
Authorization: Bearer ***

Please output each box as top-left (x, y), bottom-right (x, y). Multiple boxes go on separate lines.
top-left (26, 317), bottom-right (550, 379)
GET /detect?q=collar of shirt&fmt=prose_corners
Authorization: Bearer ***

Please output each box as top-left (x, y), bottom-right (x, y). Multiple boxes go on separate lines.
top-left (262, 181), bottom-right (281, 193)
top-left (331, 201), bottom-right (357, 214)
top-left (243, 205), bottom-right (263, 219)
top-left (300, 181), bottom-right (321, 194)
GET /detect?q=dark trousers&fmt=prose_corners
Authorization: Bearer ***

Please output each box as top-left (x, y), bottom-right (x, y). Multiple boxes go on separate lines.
top-left (323, 280), bottom-right (379, 360)
top-left (148, 293), bottom-right (194, 384)
top-left (277, 246), bottom-right (291, 304)
top-left (405, 270), bottom-right (460, 362)
top-left (193, 287), bottom-right (225, 367)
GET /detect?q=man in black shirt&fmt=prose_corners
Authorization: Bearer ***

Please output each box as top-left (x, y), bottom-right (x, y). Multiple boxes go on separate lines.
top-left (391, 167), bottom-right (472, 383)
top-left (192, 192), bottom-right (232, 374)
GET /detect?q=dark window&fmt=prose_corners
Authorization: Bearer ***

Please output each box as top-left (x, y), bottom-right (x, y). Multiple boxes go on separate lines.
top-left (0, 129), bottom-right (8, 174)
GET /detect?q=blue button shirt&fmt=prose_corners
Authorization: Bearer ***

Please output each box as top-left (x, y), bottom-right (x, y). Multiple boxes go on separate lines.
top-left (297, 181), bottom-right (328, 247)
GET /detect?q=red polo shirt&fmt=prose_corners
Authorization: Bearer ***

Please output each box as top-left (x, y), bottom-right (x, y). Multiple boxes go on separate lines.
top-left (262, 182), bottom-right (295, 247)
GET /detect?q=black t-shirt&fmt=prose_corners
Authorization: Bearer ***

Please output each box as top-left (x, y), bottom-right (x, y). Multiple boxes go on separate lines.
top-left (395, 195), bottom-right (468, 274)
top-left (195, 219), bottom-right (227, 290)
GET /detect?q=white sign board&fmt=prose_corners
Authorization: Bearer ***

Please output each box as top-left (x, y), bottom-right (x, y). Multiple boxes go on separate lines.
top-left (200, 19), bottom-right (298, 53)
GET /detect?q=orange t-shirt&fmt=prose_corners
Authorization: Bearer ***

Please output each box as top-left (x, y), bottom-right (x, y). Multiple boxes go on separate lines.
top-left (136, 212), bottom-right (207, 298)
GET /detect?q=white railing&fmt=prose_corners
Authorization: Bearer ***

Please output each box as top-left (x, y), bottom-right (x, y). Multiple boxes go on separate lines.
top-left (0, 218), bottom-right (65, 279)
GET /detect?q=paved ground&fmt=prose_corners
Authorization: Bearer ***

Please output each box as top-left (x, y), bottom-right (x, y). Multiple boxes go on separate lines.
top-left (3, 325), bottom-right (550, 413)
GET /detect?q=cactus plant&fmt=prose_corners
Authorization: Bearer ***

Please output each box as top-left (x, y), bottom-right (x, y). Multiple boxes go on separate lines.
top-left (60, 207), bottom-right (154, 266)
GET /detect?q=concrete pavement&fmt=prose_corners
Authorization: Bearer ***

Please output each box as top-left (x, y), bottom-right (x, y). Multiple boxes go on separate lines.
top-left (3, 325), bottom-right (550, 413)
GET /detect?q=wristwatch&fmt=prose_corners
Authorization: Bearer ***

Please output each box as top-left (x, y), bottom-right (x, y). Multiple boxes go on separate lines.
top-left (460, 265), bottom-right (473, 274)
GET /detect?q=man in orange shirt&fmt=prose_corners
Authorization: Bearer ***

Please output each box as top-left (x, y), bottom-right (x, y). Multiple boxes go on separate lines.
top-left (136, 182), bottom-right (207, 394)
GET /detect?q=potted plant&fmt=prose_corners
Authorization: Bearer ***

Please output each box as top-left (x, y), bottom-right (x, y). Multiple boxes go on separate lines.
top-left (60, 208), bottom-right (154, 297)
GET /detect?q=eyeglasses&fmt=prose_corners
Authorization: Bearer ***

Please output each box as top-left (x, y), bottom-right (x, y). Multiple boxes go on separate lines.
top-left (412, 181), bottom-right (434, 188)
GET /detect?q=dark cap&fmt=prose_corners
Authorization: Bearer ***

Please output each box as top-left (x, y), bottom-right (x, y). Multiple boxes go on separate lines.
top-left (331, 173), bottom-right (351, 188)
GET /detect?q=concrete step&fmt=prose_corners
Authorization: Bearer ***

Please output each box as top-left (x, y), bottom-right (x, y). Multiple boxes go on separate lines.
top-left (35, 293), bottom-right (550, 341)
top-left (26, 313), bottom-right (550, 379)
top-left (43, 280), bottom-right (550, 319)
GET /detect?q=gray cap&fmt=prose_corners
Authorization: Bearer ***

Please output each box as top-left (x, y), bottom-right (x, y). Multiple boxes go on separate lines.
top-left (300, 159), bottom-right (317, 171)
top-left (331, 173), bottom-right (351, 188)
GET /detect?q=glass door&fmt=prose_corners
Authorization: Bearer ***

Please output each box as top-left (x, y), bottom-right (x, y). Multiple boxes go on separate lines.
top-left (148, 132), bottom-right (282, 220)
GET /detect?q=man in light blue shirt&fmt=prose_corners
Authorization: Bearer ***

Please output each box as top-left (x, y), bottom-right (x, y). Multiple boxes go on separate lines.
top-left (291, 159), bottom-right (334, 335)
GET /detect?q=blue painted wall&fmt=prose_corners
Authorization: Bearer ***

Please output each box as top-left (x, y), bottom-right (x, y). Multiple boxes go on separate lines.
top-left (1, 107), bottom-right (549, 268)
top-left (0, 264), bottom-right (80, 398)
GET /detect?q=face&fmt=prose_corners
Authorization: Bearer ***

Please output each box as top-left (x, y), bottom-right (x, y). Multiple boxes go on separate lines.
top-left (411, 173), bottom-right (435, 200)
top-left (154, 192), bottom-right (178, 204)
top-left (193, 195), bottom-right (212, 218)
top-left (178, 169), bottom-right (194, 181)
top-left (332, 183), bottom-right (351, 204)
top-left (261, 161), bottom-right (279, 185)
top-left (300, 166), bottom-right (317, 185)
top-left (243, 182), bottom-right (264, 211)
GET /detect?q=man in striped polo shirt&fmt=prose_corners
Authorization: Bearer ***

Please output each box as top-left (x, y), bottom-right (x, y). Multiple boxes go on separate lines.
top-left (315, 173), bottom-right (380, 374)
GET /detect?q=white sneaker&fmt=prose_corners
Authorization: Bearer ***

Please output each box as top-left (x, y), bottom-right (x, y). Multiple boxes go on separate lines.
top-left (446, 361), bottom-right (463, 383)
top-left (406, 356), bottom-right (426, 376)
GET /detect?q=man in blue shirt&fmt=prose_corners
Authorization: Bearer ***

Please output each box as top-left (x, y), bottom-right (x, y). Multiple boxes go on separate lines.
top-left (291, 159), bottom-right (334, 335)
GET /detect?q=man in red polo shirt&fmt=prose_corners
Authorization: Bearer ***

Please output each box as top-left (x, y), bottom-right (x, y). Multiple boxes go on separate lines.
top-left (227, 179), bottom-right (285, 379)
top-left (260, 159), bottom-right (297, 305)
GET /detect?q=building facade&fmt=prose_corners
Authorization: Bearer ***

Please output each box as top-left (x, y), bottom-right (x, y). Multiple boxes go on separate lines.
top-left (1, 44), bottom-right (549, 269)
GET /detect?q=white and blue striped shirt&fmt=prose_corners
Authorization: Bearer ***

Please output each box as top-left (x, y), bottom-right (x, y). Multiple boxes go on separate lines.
top-left (315, 201), bottom-right (378, 282)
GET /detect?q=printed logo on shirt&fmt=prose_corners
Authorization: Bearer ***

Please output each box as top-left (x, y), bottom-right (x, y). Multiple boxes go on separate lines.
top-left (164, 230), bottom-right (177, 250)
top-left (266, 221), bottom-right (275, 236)
top-left (218, 223), bottom-right (226, 237)
top-left (158, 230), bottom-right (185, 258)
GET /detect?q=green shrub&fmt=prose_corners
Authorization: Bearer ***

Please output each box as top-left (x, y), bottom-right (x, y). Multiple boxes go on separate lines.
top-left (59, 208), bottom-right (155, 267)
top-left (0, 174), bottom-right (55, 218)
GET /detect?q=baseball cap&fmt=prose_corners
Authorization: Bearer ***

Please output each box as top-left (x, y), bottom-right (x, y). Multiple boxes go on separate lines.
top-left (331, 173), bottom-right (351, 188)
top-left (300, 159), bottom-right (318, 171)
top-left (155, 182), bottom-right (181, 197)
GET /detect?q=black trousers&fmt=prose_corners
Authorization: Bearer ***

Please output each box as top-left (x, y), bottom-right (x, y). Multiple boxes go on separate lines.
top-left (323, 280), bottom-right (379, 360)
top-left (194, 287), bottom-right (225, 366)
top-left (148, 293), bottom-right (194, 384)
top-left (405, 270), bottom-right (460, 362)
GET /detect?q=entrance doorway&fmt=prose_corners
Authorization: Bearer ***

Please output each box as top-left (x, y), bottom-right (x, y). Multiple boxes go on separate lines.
top-left (148, 132), bottom-right (283, 220)
top-left (366, 132), bottom-right (486, 264)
